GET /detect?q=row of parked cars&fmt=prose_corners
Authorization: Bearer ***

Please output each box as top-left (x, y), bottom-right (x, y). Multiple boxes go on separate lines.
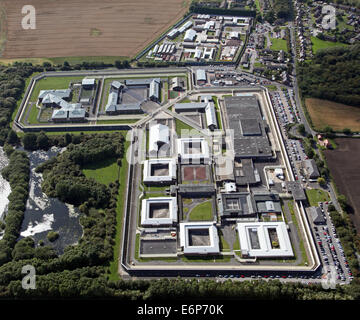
top-left (315, 202), bottom-right (353, 283)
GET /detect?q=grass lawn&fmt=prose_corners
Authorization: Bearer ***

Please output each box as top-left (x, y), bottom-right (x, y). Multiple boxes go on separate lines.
top-left (83, 157), bottom-right (119, 185)
top-left (27, 105), bottom-right (41, 124)
top-left (181, 255), bottom-right (232, 263)
top-left (29, 76), bottom-right (84, 103)
top-left (270, 38), bottom-right (288, 52)
top-left (306, 189), bottom-right (330, 207)
top-left (219, 231), bottom-right (230, 251)
top-left (311, 36), bottom-right (348, 54)
top-left (96, 119), bottom-right (139, 124)
top-left (212, 96), bottom-right (222, 130)
top-left (305, 98), bottom-right (360, 132)
top-left (287, 201), bottom-right (309, 266)
top-left (107, 138), bottom-right (130, 281)
top-left (175, 118), bottom-right (202, 137)
top-left (188, 200), bottom-right (213, 221)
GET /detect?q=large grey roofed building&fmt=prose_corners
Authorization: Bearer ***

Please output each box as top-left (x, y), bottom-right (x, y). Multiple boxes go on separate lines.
top-left (218, 192), bottom-right (256, 219)
top-left (253, 192), bottom-right (282, 213)
top-left (224, 95), bottom-right (272, 159)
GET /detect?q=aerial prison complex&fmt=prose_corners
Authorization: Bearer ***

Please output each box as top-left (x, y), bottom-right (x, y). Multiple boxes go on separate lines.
top-left (145, 14), bottom-right (252, 63)
top-left (124, 88), bottom-right (314, 268)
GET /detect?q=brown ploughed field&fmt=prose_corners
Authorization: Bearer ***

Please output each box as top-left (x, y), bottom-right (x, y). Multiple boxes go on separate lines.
top-left (324, 138), bottom-right (360, 232)
top-left (305, 98), bottom-right (360, 132)
top-left (1, 0), bottom-right (189, 59)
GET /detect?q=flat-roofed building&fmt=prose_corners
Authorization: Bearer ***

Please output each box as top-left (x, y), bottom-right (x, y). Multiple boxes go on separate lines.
top-left (218, 192), bottom-right (256, 221)
top-left (174, 102), bottom-right (207, 112)
top-left (141, 197), bottom-right (177, 227)
top-left (237, 222), bottom-right (294, 258)
top-left (143, 158), bottom-right (177, 185)
top-left (224, 95), bottom-right (272, 159)
top-left (253, 192), bottom-right (282, 213)
top-left (82, 78), bottom-right (95, 89)
top-left (177, 137), bottom-right (210, 164)
top-left (180, 222), bottom-right (220, 255)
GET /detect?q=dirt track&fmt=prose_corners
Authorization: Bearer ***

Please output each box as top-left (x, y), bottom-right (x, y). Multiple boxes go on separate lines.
top-left (324, 138), bottom-right (360, 232)
top-left (1, 0), bottom-right (189, 58)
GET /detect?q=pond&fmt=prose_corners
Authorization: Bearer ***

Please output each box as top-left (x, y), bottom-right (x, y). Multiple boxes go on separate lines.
top-left (19, 146), bottom-right (83, 255)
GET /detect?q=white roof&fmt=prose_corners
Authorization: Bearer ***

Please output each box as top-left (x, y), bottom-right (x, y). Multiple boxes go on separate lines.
top-left (180, 222), bottom-right (220, 255)
top-left (141, 197), bottom-right (177, 227)
top-left (184, 29), bottom-right (197, 41)
top-left (205, 102), bottom-right (217, 128)
top-left (149, 123), bottom-right (170, 157)
top-left (143, 158), bottom-right (177, 183)
top-left (177, 137), bottom-right (210, 164)
top-left (237, 222), bottom-right (294, 258)
top-left (82, 78), bottom-right (95, 86)
top-left (196, 69), bottom-right (206, 81)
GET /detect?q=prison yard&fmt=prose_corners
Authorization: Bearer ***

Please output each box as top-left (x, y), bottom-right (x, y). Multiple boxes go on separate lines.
top-left (18, 70), bottom-right (189, 127)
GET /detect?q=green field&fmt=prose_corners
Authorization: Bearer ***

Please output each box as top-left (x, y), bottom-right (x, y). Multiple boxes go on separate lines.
top-left (96, 119), bottom-right (139, 124)
top-left (175, 118), bottom-right (202, 137)
top-left (311, 36), bottom-right (348, 54)
top-left (83, 157), bottom-right (119, 185)
top-left (270, 38), bottom-right (288, 52)
top-left (188, 200), bottom-right (213, 221)
top-left (107, 139), bottom-right (130, 281)
top-left (29, 76), bottom-right (84, 103)
top-left (306, 189), bottom-right (330, 207)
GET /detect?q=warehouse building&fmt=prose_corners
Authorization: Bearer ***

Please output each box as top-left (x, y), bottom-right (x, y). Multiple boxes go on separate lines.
top-left (224, 95), bottom-right (272, 159)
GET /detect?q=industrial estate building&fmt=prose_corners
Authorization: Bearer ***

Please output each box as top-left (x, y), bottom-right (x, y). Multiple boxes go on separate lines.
top-left (145, 14), bottom-right (252, 63)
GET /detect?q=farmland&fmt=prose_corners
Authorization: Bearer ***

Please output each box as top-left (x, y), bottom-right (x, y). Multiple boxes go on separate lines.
top-left (305, 98), bottom-right (360, 132)
top-left (1, 0), bottom-right (190, 59)
top-left (324, 138), bottom-right (360, 232)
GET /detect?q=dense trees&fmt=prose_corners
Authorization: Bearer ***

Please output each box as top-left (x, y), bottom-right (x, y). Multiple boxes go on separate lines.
top-left (298, 45), bottom-right (360, 107)
top-left (0, 148), bottom-right (30, 265)
top-left (36, 133), bottom-right (124, 207)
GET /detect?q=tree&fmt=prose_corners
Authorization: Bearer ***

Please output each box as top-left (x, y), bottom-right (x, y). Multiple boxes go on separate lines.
top-left (36, 131), bottom-right (50, 150)
top-left (117, 158), bottom-right (122, 180)
top-left (297, 124), bottom-right (306, 136)
top-left (22, 133), bottom-right (38, 151)
top-left (342, 128), bottom-right (352, 135)
top-left (6, 130), bottom-right (19, 145)
top-left (317, 177), bottom-right (326, 186)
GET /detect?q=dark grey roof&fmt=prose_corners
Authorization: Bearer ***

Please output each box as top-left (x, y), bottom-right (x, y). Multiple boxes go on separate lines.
top-left (178, 184), bottom-right (215, 195)
top-left (253, 192), bottom-right (281, 213)
top-left (174, 102), bottom-right (207, 111)
top-left (125, 78), bottom-right (160, 86)
top-left (286, 181), bottom-right (307, 201)
top-left (219, 192), bottom-right (256, 218)
top-left (308, 207), bottom-right (326, 224)
top-left (234, 159), bottom-right (260, 185)
top-left (224, 95), bottom-right (272, 159)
